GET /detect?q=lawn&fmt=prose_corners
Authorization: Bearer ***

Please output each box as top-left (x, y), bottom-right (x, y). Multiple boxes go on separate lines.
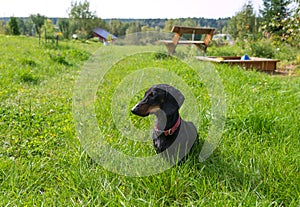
top-left (0, 35), bottom-right (299, 206)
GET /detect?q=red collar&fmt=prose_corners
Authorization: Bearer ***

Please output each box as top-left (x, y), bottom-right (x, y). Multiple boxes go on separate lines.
top-left (154, 116), bottom-right (181, 136)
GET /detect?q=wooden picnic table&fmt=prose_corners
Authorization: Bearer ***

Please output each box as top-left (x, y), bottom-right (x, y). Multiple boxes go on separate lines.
top-left (160, 25), bottom-right (215, 55)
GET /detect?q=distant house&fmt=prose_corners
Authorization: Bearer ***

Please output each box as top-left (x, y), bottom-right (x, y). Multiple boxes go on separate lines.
top-left (213, 34), bottom-right (234, 45)
top-left (93, 28), bottom-right (117, 43)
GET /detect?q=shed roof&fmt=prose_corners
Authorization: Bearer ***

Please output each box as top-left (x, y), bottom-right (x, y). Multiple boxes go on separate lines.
top-left (93, 28), bottom-right (117, 40)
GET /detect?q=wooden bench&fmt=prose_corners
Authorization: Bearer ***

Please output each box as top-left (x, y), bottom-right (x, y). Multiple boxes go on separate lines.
top-left (160, 26), bottom-right (215, 55)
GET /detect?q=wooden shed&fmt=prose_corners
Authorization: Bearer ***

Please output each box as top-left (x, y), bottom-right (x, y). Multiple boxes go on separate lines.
top-left (93, 28), bottom-right (117, 42)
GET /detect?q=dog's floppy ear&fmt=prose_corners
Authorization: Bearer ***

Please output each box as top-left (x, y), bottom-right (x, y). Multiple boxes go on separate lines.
top-left (167, 86), bottom-right (184, 107)
top-left (161, 85), bottom-right (185, 115)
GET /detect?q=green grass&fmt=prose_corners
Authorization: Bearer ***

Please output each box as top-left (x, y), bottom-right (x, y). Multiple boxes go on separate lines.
top-left (0, 35), bottom-right (299, 206)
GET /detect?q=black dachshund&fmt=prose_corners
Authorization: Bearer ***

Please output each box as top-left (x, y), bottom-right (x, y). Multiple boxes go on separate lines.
top-left (131, 84), bottom-right (197, 163)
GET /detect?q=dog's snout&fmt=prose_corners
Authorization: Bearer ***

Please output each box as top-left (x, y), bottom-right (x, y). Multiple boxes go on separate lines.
top-left (131, 102), bottom-right (151, 117)
top-left (131, 103), bottom-right (140, 115)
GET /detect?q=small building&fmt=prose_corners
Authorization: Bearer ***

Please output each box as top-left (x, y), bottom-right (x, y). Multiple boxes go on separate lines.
top-left (212, 34), bottom-right (234, 45)
top-left (93, 28), bottom-right (117, 43)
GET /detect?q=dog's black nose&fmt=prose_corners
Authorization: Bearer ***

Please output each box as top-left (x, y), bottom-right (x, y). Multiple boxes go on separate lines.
top-left (131, 104), bottom-right (139, 115)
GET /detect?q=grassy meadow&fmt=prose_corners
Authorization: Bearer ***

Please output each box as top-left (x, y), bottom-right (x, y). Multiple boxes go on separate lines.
top-left (0, 35), bottom-right (299, 206)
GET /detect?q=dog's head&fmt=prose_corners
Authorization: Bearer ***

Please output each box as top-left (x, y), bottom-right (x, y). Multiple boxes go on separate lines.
top-left (131, 84), bottom-right (184, 117)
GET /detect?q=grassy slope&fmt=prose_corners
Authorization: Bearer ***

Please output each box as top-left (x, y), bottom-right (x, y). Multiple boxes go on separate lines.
top-left (0, 36), bottom-right (299, 206)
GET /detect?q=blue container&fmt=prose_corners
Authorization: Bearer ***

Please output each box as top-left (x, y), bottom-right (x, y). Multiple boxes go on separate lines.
top-left (241, 54), bottom-right (250, 60)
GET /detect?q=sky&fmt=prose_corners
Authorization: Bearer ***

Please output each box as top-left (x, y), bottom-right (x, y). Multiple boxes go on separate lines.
top-left (0, 0), bottom-right (264, 19)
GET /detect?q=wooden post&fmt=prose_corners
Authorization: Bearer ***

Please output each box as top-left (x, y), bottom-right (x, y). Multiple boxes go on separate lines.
top-left (169, 33), bottom-right (182, 54)
top-left (192, 30), bottom-right (195, 41)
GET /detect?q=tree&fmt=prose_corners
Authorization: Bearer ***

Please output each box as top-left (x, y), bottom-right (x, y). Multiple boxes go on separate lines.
top-left (260, 0), bottom-right (291, 36)
top-left (259, 0), bottom-right (300, 45)
top-left (182, 18), bottom-right (198, 27)
top-left (9, 17), bottom-right (20, 35)
top-left (16, 18), bottom-right (34, 36)
top-left (294, 0), bottom-right (300, 12)
top-left (24, 19), bottom-right (35, 36)
top-left (58, 18), bottom-right (70, 39)
top-left (0, 21), bottom-right (5, 34)
top-left (126, 21), bottom-right (141, 34)
top-left (68, 0), bottom-right (104, 39)
top-left (163, 19), bottom-right (181, 32)
top-left (228, 1), bottom-right (257, 41)
top-left (41, 19), bottom-right (56, 42)
top-left (17, 18), bottom-right (26, 35)
top-left (30, 14), bottom-right (47, 44)
top-left (281, 1), bottom-right (300, 46)
top-left (109, 20), bottom-right (126, 37)
top-left (68, 0), bottom-right (96, 20)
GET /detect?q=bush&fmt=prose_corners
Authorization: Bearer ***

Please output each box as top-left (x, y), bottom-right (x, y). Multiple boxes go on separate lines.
top-left (89, 37), bottom-right (101, 43)
top-left (274, 43), bottom-right (299, 61)
top-left (21, 58), bottom-right (37, 67)
top-left (250, 40), bottom-right (275, 58)
top-left (66, 49), bottom-right (90, 61)
top-left (207, 44), bottom-right (245, 57)
top-left (48, 52), bottom-right (70, 66)
top-left (20, 70), bottom-right (39, 84)
top-left (153, 52), bottom-right (169, 60)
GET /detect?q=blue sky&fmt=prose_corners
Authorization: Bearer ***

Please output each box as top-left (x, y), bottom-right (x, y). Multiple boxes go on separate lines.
top-left (0, 0), bottom-right (263, 18)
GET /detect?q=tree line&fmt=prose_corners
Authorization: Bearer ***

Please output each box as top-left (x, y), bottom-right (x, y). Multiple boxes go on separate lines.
top-left (0, 0), bottom-right (299, 47)
top-left (0, 16), bottom-right (229, 39)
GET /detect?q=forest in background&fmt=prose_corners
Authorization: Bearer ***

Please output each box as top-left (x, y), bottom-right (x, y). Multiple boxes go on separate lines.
top-left (0, 16), bottom-right (229, 37)
top-left (0, 0), bottom-right (299, 50)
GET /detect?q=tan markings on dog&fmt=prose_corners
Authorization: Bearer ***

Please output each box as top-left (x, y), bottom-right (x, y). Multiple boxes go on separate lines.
top-left (147, 106), bottom-right (160, 113)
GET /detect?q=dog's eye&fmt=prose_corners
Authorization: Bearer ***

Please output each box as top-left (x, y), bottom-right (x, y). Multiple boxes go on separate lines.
top-left (148, 92), bottom-right (154, 97)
